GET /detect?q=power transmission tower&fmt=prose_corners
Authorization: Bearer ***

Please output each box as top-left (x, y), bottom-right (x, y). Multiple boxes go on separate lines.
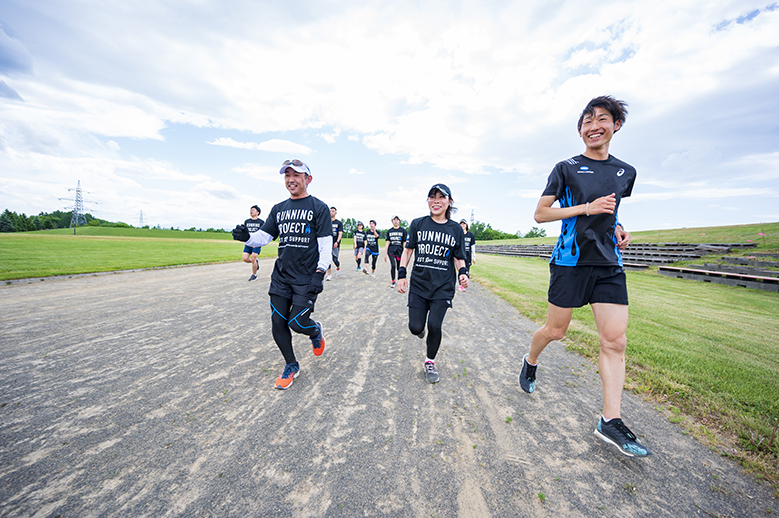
top-left (470, 209), bottom-right (474, 225)
top-left (59, 180), bottom-right (94, 235)
top-left (139, 210), bottom-right (144, 228)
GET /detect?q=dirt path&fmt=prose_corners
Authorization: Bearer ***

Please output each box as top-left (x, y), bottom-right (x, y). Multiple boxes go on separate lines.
top-left (0, 258), bottom-right (775, 517)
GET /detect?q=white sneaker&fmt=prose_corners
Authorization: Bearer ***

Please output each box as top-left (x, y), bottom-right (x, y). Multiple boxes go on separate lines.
top-left (336, 269), bottom-right (341, 277)
top-left (326, 275), bottom-right (332, 281)
top-left (371, 272), bottom-right (375, 277)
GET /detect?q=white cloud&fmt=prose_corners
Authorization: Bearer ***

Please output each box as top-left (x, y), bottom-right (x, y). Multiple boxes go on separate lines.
top-left (207, 138), bottom-right (312, 155)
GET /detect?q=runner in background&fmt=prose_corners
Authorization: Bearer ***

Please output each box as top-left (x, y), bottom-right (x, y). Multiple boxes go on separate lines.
top-left (242, 205), bottom-right (265, 281)
top-left (353, 222), bottom-right (366, 272)
top-left (363, 219), bottom-right (380, 277)
top-left (384, 216), bottom-right (407, 289)
top-left (397, 184), bottom-right (468, 384)
top-left (327, 207), bottom-right (343, 281)
top-left (459, 219), bottom-right (476, 291)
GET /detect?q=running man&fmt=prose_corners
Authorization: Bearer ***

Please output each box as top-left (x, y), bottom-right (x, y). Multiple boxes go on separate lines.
top-left (353, 222), bottom-right (366, 271)
top-left (363, 220), bottom-right (380, 277)
top-left (397, 184), bottom-right (468, 384)
top-left (232, 159), bottom-right (331, 390)
top-left (327, 207), bottom-right (343, 281)
top-left (519, 96), bottom-right (652, 457)
top-left (242, 205), bottom-right (265, 281)
top-left (384, 216), bottom-right (407, 289)
top-left (459, 219), bottom-right (476, 291)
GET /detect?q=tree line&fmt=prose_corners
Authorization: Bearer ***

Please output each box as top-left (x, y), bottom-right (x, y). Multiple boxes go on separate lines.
top-left (337, 217), bottom-right (545, 240)
top-left (0, 209), bottom-right (134, 232)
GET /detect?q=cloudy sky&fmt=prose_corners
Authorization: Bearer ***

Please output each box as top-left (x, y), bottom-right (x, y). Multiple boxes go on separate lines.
top-left (1, 1), bottom-right (778, 235)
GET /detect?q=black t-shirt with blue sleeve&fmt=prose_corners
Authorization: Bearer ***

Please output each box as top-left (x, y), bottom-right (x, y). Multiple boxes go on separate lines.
top-left (406, 216), bottom-right (466, 301)
top-left (543, 154), bottom-right (635, 267)
top-left (260, 195), bottom-right (331, 285)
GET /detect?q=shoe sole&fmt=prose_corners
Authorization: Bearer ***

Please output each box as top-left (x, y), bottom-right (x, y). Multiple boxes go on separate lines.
top-left (275, 371), bottom-right (300, 390)
top-left (593, 428), bottom-right (651, 457)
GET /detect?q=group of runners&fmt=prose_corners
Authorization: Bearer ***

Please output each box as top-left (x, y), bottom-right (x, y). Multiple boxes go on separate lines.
top-left (232, 95), bottom-right (652, 458)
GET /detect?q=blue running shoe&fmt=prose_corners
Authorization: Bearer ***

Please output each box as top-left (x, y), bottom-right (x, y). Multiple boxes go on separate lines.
top-left (594, 417), bottom-right (653, 457)
top-left (518, 353), bottom-right (536, 393)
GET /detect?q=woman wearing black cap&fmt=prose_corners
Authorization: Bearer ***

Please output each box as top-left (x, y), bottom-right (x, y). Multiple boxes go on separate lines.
top-left (396, 184), bottom-right (469, 383)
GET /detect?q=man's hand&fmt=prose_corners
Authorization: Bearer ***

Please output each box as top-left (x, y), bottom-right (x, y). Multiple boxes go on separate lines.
top-left (459, 274), bottom-right (469, 289)
top-left (396, 278), bottom-right (408, 293)
top-left (588, 193), bottom-right (617, 215)
top-left (309, 270), bottom-right (325, 295)
top-left (615, 226), bottom-right (632, 250)
top-left (232, 224), bottom-right (249, 242)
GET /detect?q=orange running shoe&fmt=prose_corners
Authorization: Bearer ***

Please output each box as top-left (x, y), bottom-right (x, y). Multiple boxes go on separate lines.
top-left (311, 321), bottom-right (326, 356)
top-left (275, 362), bottom-right (300, 390)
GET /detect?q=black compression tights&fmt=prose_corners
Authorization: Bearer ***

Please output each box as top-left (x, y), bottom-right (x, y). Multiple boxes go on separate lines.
top-left (367, 253), bottom-right (378, 270)
top-left (332, 252), bottom-right (340, 268)
top-left (388, 255), bottom-right (400, 281)
top-left (408, 304), bottom-right (449, 360)
top-left (270, 295), bottom-right (318, 364)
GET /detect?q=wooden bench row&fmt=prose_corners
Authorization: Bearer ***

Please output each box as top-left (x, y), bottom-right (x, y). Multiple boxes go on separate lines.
top-left (657, 267), bottom-right (779, 292)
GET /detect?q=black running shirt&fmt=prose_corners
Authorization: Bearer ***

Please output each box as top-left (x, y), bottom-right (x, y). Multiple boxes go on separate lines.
top-left (385, 227), bottom-right (407, 256)
top-left (260, 196), bottom-right (331, 284)
top-left (353, 230), bottom-right (366, 248)
top-left (331, 219), bottom-right (343, 247)
top-left (406, 216), bottom-right (466, 301)
top-left (365, 229), bottom-right (380, 253)
top-left (463, 231), bottom-right (475, 261)
top-left (245, 217), bottom-right (265, 234)
top-left (542, 154), bottom-right (636, 267)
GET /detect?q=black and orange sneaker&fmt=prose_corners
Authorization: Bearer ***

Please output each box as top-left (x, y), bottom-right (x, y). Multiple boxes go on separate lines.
top-left (275, 362), bottom-right (300, 390)
top-left (311, 321), bottom-right (325, 356)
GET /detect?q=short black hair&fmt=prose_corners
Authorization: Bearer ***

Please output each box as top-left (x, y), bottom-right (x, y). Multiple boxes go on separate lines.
top-left (369, 220), bottom-right (376, 225)
top-left (577, 96), bottom-right (628, 131)
top-left (251, 205), bottom-right (261, 215)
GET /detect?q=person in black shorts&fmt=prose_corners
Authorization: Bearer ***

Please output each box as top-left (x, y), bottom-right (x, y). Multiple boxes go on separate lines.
top-left (353, 222), bottom-right (366, 272)
top-left (363, 220), bottom-right (380, 277)
top-left (397, 184), bottom-right (469, 384)
top-left (242, 205), bottom-right (265, 281)
top-left (327, 207), bottom-right (343, 281)
top-left (459, 219), bottom-right (476, 291)
top-left (518, 96), bottom-right (652, 457)
top-left (232, 159), bottom-right (331, 390)
top-left (384, 216), bottom-right (407, 289)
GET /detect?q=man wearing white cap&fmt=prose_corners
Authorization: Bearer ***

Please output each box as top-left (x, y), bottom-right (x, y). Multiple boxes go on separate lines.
top-left (232, 159), bottom-right (332, 390)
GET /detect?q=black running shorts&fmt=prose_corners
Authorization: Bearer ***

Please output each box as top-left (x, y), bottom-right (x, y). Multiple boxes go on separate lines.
top-left (407, 292), bottom-right (452, 310)
top-left (548, 264), bottom-right (628, 308)
top-left (269, 278), bottom-right (317, 309)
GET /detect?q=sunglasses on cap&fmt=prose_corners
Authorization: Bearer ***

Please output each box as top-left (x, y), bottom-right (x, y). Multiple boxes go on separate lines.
top-left (283, 159), bottom-right (305, 167)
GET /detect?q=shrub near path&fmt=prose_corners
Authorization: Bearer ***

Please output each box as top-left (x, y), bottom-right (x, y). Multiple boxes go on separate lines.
top-left (0, 261), bottom-right (776, 516)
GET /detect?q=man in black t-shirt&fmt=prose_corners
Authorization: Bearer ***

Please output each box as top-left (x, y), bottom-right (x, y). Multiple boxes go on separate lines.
top-left (353, 222), bottom-right (366, 272)
top-left (242, 205), bottom-right (265, 281)
top-left (327, 207), bottom-right (343, 281)
top-left (384, 216), bottom-right (407, 288)
top-left (519, 96), bottom-right (651, 458)
top-left (232, 159), bottom-right (332, 391)
top-left (363, 220), bottom-right (380, 277)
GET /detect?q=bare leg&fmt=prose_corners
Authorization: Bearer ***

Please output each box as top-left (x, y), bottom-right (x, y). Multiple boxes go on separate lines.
top-left (591, 303), bottom-right (629, 420)
top-left (528, 303), bottom-right (572, 364)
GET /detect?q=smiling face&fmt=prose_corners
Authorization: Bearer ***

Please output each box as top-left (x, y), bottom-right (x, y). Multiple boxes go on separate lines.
top-left (460, 221), bottom-right (467, 232)
top-left (578, 106), bottom-right (621, 158)
top-left (330, 207), bottom-right (337, 220)
top-left (427, 191), bottom-right (451, 221)
top-left (284, 168), bottom-right (311, 199)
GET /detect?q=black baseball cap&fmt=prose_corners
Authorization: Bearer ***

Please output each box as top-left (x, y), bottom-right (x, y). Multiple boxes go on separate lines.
top-left (428, 184), bottom-right (451, 198)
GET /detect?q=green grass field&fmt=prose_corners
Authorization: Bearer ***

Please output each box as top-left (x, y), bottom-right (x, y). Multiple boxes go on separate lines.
top-left (2, 222), bottom-right (778, 480)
